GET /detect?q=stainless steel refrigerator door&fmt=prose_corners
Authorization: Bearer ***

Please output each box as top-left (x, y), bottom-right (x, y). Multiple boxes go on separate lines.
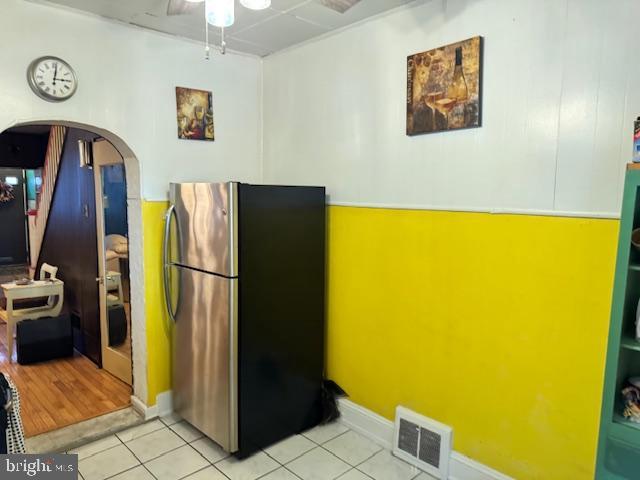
top-left (169, 182), bottom-right (238, 277)
top-left (172, 264), bottom-right (238, 452)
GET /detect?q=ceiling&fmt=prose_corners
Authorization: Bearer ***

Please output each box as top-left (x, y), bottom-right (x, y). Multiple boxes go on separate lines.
top-left (32, 0), bottom-right (415, 57)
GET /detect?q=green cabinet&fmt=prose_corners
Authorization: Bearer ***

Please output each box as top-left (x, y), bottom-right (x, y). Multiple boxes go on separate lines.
top-left (597, 167), bottom-right (640, 479)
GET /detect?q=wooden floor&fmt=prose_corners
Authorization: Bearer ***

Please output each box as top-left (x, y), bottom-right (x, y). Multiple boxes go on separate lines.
top-left (0, 322), bottom-right (131, 437)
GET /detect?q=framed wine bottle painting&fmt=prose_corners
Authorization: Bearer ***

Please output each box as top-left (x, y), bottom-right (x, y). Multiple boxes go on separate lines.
top-left (406, 36), bottom-right (483, 136)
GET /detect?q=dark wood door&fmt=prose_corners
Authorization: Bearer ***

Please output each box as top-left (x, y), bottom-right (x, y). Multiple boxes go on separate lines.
top-left (37, 129), bottom-right (101, 365)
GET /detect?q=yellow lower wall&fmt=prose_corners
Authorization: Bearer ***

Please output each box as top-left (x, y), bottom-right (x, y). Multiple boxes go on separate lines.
top-left (326, 206), bottom-right (618, 480)
top-left (142, 201), bottom-right (619, 479)
top-left (142, 201), bottom-right (172, 405)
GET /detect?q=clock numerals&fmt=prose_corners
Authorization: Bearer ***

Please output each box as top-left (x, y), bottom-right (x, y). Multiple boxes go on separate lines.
top-left (29, 57), bottom-right (76, 102)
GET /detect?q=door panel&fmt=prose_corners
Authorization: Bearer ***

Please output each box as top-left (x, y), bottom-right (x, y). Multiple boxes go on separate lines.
top-left (169, 183), bottom-right (237, 276)
top-left (237, 184), bottom-right (326, 455)
top-left (35, 129), bottom-right (101, 365)
top-left (172, 265), bottom-right (237, 451)
top-left (93, 139), bottom-right (132, 384)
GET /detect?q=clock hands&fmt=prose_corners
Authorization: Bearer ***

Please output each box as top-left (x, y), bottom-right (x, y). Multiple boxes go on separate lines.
top-left (53, 64), bottom-right (58, 85)
top-left (55, 78), bottom-right (72, 83)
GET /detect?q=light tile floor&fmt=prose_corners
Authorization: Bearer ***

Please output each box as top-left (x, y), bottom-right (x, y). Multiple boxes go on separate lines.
top-left (72, 414), bottom-right (435, 480)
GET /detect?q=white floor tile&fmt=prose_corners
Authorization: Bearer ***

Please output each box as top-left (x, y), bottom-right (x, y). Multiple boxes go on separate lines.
top-left (108, 465), bottom-right (155, 480)
top-left (337, 470), bottom-right (373, 480)
top-left (125, 428), bottom-right (185, 462)
top-left (216, 451), bottom-right (280, 480)
top-left (170, 421), bottom-right (204, 442)
top-left (302, 423), bottom-right (349, 445)
top-left (116, 420), bottom-right (165, 443)
top-left (287, 447), bottom-right (351, 480)
top-left (144, 445), bottom-right (210, 480)
top-left (323, 431), bottom-right (382, 466)
top-left (69, 435), bottom-right (121, 461)
top-left (413, 473), bottom-right (437, 479)
top-left (191, 437), bottom-right (229, 463)
top-left (260, 467), bottom-right (301, 480)
top-left (357, 450), bottom-right (420, 480)
top-left (264, 434), bottom-right (316, 464)
top-left (160, 412), bottom-right (183, 426)
top-left (78, 445), bottom-right (139, 480)
top-left (183, 466), bottom-right (229, 479)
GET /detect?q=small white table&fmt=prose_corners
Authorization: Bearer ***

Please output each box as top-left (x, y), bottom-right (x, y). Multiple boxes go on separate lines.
top-left (0, 279), bottom-right (64, 362)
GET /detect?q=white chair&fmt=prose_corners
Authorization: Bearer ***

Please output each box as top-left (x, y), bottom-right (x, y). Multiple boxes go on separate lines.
top-left (40, 263), bottom-right (58, 280)
top-left (40, 263), bottom-right (58, 308)
top-left (106, 271), bottom-right (124, 307)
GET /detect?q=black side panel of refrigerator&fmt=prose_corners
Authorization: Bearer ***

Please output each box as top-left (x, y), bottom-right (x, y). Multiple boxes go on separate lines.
top-left (237, 184), bottom-right (326, 456)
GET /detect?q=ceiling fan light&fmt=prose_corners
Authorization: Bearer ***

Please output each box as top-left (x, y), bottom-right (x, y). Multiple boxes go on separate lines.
top-left (205, 0), bottom-right (234, 27)
top-left (240, 0), bottom-right (271, 10)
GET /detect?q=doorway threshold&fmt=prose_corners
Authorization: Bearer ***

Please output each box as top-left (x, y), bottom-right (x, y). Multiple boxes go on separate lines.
top-left (26, 406), bottom-right (143, 454)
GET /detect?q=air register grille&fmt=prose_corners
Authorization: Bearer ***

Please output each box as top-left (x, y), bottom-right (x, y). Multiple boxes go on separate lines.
top-left (397, 418), bottom-right (419, 456)
top-left (418, 427), bottom-right (441, 467)
top-left (393, 406), bottom-right (452, 479)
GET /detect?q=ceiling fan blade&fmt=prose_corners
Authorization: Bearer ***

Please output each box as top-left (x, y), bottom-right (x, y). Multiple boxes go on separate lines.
top-left (317, 0), bottom-right (362, 13)
top-left (167, 0), bottom-right (201, 16)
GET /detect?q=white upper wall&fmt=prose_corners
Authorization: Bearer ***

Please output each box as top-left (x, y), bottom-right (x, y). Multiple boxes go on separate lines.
top-left (263, 0), bottom-right (640, 216)
top-left (0, 0), bottom-right (262, 200)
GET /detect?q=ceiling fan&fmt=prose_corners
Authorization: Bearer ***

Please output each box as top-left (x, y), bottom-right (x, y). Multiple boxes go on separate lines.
top-left (166, 0), bottom-right (275, 16)
top-left (166, 0), bottom-right (274, 56)
top-left (165, 0), bottom-right (363, 17)
top-left (166, 0), bottom-right (201, 16)
top-left (164, 0), bottom-right (361, 56)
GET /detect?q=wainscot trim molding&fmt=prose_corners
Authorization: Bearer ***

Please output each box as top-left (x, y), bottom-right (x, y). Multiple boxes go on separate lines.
top-left (328, 201), bottom-right (619, 220)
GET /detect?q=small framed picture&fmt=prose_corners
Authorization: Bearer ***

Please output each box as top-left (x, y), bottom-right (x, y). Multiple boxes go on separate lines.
top-left (176, 87), bottom-right (215, 141)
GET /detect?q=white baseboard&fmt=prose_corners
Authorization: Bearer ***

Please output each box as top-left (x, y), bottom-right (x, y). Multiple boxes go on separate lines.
top-left (131, 395), bottom-right (157, 420)
top-left (155, 390), bottom-right (173, 417)
top-left (130, 391), bottom-right (173, 421)
top-left (338, 398), bottom-right (394, 450)
top-left (338, 398), bottom-right (512, 480)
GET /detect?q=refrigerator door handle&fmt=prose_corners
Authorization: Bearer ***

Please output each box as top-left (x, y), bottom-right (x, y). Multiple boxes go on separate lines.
top-left (163, 204), bottom-right (177, 326)
top-left (229, 277), bottom-right (239, 451)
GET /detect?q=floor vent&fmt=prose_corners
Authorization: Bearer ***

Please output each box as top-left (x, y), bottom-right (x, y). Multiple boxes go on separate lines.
top-left (393, 406), bottom-right (452, 479)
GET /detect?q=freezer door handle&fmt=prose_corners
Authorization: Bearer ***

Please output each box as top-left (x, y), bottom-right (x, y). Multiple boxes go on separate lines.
top-left (163, 204), bottom-right (177, 326)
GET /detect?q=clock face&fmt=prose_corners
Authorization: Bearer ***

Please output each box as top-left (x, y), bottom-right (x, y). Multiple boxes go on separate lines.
top-left (27, 56), bottom-right (77, 102)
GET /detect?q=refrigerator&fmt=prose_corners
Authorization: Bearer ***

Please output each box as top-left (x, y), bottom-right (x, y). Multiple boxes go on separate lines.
top-left (163, 182), bottom-right (326, 457)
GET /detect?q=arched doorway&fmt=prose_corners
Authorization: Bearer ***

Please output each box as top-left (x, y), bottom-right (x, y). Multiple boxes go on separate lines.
top-left (0, 120), bottom-right (148, 431)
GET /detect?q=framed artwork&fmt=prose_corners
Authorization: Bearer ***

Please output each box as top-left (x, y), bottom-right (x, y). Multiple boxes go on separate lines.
top-left (406, 36), bottom-right (483, 136)
top-left (176, 87), bottom-right (215, 141)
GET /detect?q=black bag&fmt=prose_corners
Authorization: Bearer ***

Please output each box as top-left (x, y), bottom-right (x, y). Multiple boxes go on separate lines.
top-left (16, 314), bottom-right (73, 365)
top-left (108, 305), bottom-right (127, 347)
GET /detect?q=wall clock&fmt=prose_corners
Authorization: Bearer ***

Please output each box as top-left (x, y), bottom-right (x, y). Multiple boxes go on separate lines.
top-left (27, 56), bottom-right (78, 102)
